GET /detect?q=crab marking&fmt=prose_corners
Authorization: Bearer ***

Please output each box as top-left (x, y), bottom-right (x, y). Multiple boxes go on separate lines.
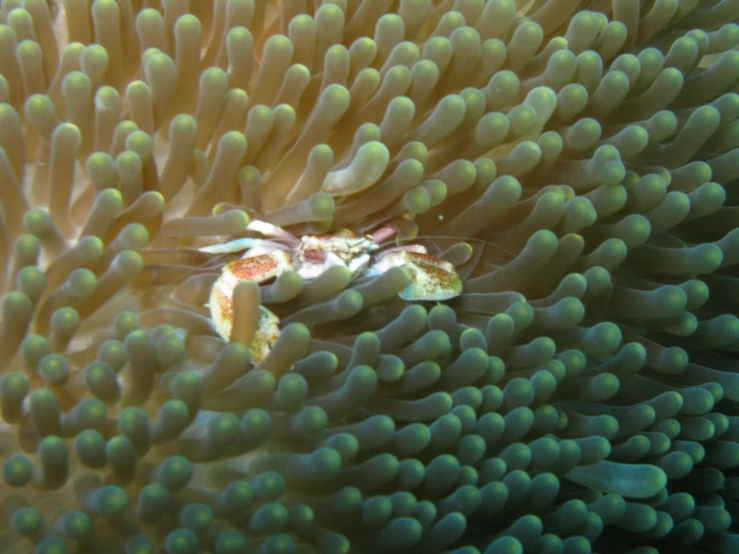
top-left (208, 274), bottom-right (282, 363)
top-left (368, 248), bottom-right (463, 301)
top-left (200, 221), bottom-right (463, 363)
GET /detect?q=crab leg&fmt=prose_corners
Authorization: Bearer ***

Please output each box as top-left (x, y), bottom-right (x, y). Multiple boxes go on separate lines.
top-left (347, 253), bottom-right (371, 276)
top-left (208, 252), bottom-right (292, 363)
top-left (247, 220), bottom-right (301, 248)
top-left (198, 237), bottom-right (287, 255)
top-left (367, 247), bottom-right (462, 301)
top-left (370, 225), bottom-right (398, 245)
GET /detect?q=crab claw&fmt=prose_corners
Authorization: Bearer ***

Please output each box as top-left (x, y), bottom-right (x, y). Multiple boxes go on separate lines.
top-left (210, 285), bottom-right (280, 363)
top-left (208, 254), bottom-right (291, 363)
top-left (367, 247), bottom-right (463, 301)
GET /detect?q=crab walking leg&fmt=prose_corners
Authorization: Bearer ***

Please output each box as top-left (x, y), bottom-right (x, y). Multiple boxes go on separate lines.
top-left (370, 225), bottom-right (399, 246)
top-left (247, 220), bottom-right (301, 248)
top-left (347, 253), bottom-right (371, 277)
top-left (377, 244), bottom-right (428, 255)
top-left (208, 252), bottom-right (292, 363)
top-left (198, 237), bottom-right (289, 255)
top-left (367, 247), bottom-right (463, 301)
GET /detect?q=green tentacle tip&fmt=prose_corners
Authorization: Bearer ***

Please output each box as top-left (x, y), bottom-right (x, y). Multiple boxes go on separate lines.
top-left (120, 223), bottom-right (150, 250)
top-left (136, 483), bottom-right (171, 523)
top-left (23, 94), bottom-right (57, 131)
top-left (178, 503), bottom-right (214, 532)
top-left (3, 454), bottom-right (33, 487)
top-left (115, 311), bottom-right (141, 338)
top-left (118, 406), bottom-right (152, 449)
top-left (215, 481), bottom-right (254, 517)
top-left (105, 436), bottom-right (136, 474)
top-left (566, 461), bottom-right (667, 498)
top-left (308, 447), bottom-right (343, 480)
top-left (38, 353), bottom-right (70, 385)
top-left (13, 234), bottom-right (42, 262)
top-left (33, 535), bottom-right (68, 554)
top-left (1, 371), bottom-right (30, 421)
top-left (2, 291), bottom-right (32, 319)
top-left (293, 405), bottom-right (327, 434)
top-left (50, 306), bottom-right (81, 337)
top-left (74, 429), bottom-right (107, 468)
top-left (205, 412), bottom-right (241, 452)
top-left (165, 528), bottom-right (200, 554)
top-left (30, 386), bottom-right (61, 422)
top-left (483, 536), bottom-right (522, 554)
top-left (214, 530), bottom-right (248, 554)
top-left (171, 370), bottom-right (203, 406)
top-left (39, 433), bottom-right (69, 466)
top-left (252, 471), bottom-right (285, 501)
top-left (22, 208), bottom-right (54, 235)
top-left (276, 372), bottom-right (308, 407)
top-left (258, 533), bottom-right (295, 554)
top-left (75, 236), bottom-right (105, 262)
top-left (309, 192), bottom-right (336, 219)
top-left (113, 250), bottom-right (144, 276)
top-left (153, 399), bottom-right (189, 442)
top-left (84, 485), bottom-right (129, 518)
top-left (247, 502), bottom-right (289, 534)
top-left (156, 456), bottom-right (194, 492)
top-left (11, 507), bottom-right (43, 536)
top-left (156, 332), bottom-right (186, 367)
top-left (378, 517), bottom-right (423, 549)
top-left (55, 511), bottom-right (92, 540)
top-left (217, 208), bottom-right (250, 229)
top-left (16, 266), bottom-right (46, 300)
top-left (84, 360), bottom-right (121, 403)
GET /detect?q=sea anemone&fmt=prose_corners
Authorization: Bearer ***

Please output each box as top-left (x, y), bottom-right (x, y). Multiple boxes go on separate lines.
top-left (0, 0), bottom-right (738, 552)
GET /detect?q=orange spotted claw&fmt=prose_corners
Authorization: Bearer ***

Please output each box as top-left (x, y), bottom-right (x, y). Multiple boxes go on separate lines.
top-left (207, 253), bottom-right (292, 363)
top-left (367, 247), bottom-right (463, 301)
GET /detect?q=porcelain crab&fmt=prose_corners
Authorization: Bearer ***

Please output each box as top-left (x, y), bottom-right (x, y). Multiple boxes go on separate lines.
top-left (199, 220), bottom-right (463, 362)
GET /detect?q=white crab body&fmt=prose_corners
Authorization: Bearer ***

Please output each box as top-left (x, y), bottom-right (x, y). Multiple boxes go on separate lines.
top-left (296, 230), bottom-right (379, 280)
top-left (200, 221), bottom-right (463, 363)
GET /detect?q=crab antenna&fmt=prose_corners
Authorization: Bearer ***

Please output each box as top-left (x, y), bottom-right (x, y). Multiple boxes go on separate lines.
top-left (247, 220), bottom-right (301, 248)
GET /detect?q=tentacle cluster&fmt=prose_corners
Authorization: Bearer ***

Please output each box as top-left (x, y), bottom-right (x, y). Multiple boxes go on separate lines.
top-left (0, 0), bottom-right (738, 553)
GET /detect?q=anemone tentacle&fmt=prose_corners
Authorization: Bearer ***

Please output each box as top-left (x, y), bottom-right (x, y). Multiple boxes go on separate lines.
top-left (0, 1), bottom-right (738, 553)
